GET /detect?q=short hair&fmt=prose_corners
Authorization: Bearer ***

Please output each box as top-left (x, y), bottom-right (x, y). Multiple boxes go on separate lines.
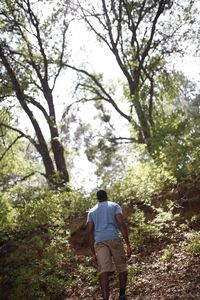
top-left (96, 189), bottom-right (108, 201)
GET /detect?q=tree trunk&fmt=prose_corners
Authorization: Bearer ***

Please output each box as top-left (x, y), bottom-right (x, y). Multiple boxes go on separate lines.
top-left (131, 90), bottom-right (152, 152)
top-left (42, 81), bottom-right (70, 185)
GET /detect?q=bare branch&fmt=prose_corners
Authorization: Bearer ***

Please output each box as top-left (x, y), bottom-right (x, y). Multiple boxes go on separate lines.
top-left (26, 0), bottom-right (48, 80)
top-left (1, 172), bottom-right (38, 190)
top-left (140, 0), bottom-right (167, 68)
top-left (65, 64), bottom-right (132, 122)
top-left (51, 23), bottom-right (68, 90)
top-left (77, 1), bottom-right (113, 51)
top-left (0, 45), bottom-right (49, 150)
top-left (108, 136), bottom-right (141, 145)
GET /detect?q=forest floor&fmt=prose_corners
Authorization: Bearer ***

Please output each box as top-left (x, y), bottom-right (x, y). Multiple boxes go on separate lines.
top-left (66, 225), bottom-right (200, 300)
top-left (66, 181), bottom-right (200, 300)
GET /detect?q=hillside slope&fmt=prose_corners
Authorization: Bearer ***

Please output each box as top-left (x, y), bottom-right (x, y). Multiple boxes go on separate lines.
top-left (66, 226), bottom-right (200, 299)
top-left (67, 182), bottom-right (200, 299)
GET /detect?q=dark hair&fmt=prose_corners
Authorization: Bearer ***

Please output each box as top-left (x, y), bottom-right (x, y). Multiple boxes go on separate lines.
top-left (96, 189), bottom-right (108, 201)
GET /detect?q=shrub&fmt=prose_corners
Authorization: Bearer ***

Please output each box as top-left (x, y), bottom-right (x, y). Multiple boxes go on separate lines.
top-left (109, 149), bottom-right (176, 205)
top-left (0, 192), bottom-right (18, 231)
top-left (0, 185), bottom-right (94, 299)
top-left (152, 200), bottom-right (180, 232)
top-left (78, 263), bottom-right (99, 285)
top-left (127, 263), bottom-right (143, 284)
top-left (162, 245), bottom-right (175, 262)
top-left (186, 232), bottom-right (200, 255)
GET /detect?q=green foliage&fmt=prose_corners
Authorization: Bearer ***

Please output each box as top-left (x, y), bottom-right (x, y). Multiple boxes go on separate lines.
top-left (152, 113), bottom-right (200, 181)
top-left (0, 185), bottom-right (95, 299)
top-left (109, 148), bottom-right (176, 205)
top-left (65, 190), bottom-right (95, 216)
top-left (162, 245), bottom-right (175, 262)
top-left (78, 263), bottom-right (98, 285)
top-left (128, 201), bottom-right (180, 249)
top-left (5, 186), bottom-right (92, 232)
top-left (152, 200), bottom-right (180, 231)
top-left (0, 192), bottom-right (18, 230)
top-left (0, 228), bottom-right (71, 300)
top-left (15, 190), bottom-right (68, 231)
top-left (186, 232), bottom-right (200, 256)
top-left (151, 73), bottom-right (200, 182)
top-left (127, 263), bottom-right (143, 284)
top-left (128, 208), bottom-right (157, 247)
top-left (0, 126), bottom-right (35, 188)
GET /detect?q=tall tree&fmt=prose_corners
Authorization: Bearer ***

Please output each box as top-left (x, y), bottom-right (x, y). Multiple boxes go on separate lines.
top-left (69, 0), bottom-right (197, 153)
top-left (0, 0), bottom-right (71, 188)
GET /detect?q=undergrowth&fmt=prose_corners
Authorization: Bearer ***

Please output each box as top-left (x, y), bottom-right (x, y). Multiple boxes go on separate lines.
top-left (0, 157), bottom-right (199, 299)
top-left (186, 232), bottom-right (200, 256)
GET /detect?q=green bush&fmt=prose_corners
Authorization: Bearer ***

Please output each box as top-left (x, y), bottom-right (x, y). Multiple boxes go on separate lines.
top-left (152, 200), bottom-right (180, 232)
top-left (0, 223), bottom-right (74, 299)
top-left (0, 192), bottom-right (18, 231)
top-left (0, 185), bottom-right (94, 299)
top-left (186, 233), bottom-right (200, 255)
top-left (162, 245), bottom-right (175, 262)
top-left (109, 149), bottom-right (176, 205)
top-left (127, 263), bottom-right (143, 284)
top-left (128, 208), bottom-right (155, 247)
top-left (78, 264), bottom-right (99, 285)
top-left (153, 114), bottom-right (200, 181)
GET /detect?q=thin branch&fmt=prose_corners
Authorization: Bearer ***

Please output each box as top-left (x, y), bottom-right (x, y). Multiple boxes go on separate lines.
top-left (61, 96), bottom-right (104, 120)
top-left (101, 0), bottom-right (116, 48)
top-left (51, 21), bottom-right (68, 90)
top-left (0, 134), bottom-right (23, 161)
top-left (12, 172), bottom-right (36, 184)
top-left (114, 0), bottom-right (123, 47)
top-left (137, 0), bottom-right (148, 28)
top-left (0, 122), bottom-right (38, 148)
top-left (65, 64), bottom-right (132, 122)
top-left (77, 1), bottom-right (113, 48)
top-left (1, 172), bottom-right (40, 190)
top-left (26, 0), bottom-right (48, 80)
top-left (109, 136), bottom-right (139, 144)
top-left (140, 0), bottom-right (167, 67)
top-left (8, 2), bottom-right (44, 84)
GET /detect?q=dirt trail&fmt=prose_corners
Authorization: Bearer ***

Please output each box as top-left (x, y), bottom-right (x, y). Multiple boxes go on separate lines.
top-left (65, 227), bottom-right (200, 299)
top-left (128, 229), bottom-right (200, 300)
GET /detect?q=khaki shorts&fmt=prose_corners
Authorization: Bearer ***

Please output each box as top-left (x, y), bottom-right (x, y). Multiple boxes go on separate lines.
top-left (95, 239), bottom-right (127, 274)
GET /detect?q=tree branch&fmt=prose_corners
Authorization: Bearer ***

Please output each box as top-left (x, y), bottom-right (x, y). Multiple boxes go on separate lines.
top-left (0, 45), bottom-right (49, 151)
top-left (0, 134), bottom-right (23, 162)
top-left (26, 0), bottom-right (48, 80)
top-left (77, 1), bottom-right (113, 51)
top-left (65, 64), bottom-right (132, 122)
top-left (140, 0), bottom-right (167, 68)
top-left (52, 21), bottom-right (68, 90)
top-left (109, 136), bottom-right (140, 144)
top-left (0, 122), bottom-right (38, 148)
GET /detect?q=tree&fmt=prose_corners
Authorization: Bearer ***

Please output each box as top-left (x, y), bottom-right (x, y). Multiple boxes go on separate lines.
top-left (0, 0), bottom-right (71, 188)
top-left (0, 112), bottom-right (36, 189)
top-left (69, 0), bottom-right (197, 153)
top-left (151, 73), bottom-right (200, 180)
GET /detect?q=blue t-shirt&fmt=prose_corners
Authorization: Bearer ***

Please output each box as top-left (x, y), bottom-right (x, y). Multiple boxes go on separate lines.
top-left (87, 200), bottom-right (122, 244)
